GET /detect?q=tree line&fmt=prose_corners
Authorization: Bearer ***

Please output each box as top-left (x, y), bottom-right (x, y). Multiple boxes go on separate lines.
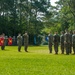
top-left (0, 0), bottom-right (75, 36)
top-left (0, 0), bottom-right (51, 36)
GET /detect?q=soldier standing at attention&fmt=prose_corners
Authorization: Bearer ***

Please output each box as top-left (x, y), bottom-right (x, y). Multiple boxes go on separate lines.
top-left (72, 30), bottom-right (75, 54)
top-left (64, 30), bottom-right (70, 55)
top-left (53, 32), bottom-right (60, 54)
top-left (48, 32), bottom-right (53, 53)
top-left (17, 33), bottom-right (22, 52)
top-left (69, 31), bottom-right (73, 54)
top-left (23, 32), bottom-right (29, 52)
top-left (60, 31), bottom-right (64, 54)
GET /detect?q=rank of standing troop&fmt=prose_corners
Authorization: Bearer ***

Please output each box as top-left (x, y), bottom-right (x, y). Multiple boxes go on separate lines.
top-left (0, 30), bottom-right (75, 55)
top-left (48, 30), bottom-right (75, 55)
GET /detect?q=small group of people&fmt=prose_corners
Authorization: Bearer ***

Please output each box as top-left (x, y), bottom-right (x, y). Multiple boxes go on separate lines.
top-left (0, 33), bottom-right (14, 50)
top-left (17, 32), bottom-right (29, 52)
top-left (48, 30), bottom-right (75, 55)
top-left (0, 32), bottom-right (29, 52)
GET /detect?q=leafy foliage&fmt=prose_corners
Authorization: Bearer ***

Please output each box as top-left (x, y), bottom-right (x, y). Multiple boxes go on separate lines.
top-left (0, 0), bottom-right (52, 36)
top-left (0, 0), bottom-right (75, 36)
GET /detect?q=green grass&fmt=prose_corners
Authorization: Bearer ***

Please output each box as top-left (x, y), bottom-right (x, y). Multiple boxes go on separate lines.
top-left (0, 46), bottom-right (75, 75)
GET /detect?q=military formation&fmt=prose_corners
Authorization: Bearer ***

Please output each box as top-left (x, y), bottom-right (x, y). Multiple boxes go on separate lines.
top-left (1, 30), bottom-right (75, 55)
top-left (48, 30), bottom-right (75, 55)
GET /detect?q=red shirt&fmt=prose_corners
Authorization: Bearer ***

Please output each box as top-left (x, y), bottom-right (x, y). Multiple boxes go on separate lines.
top-left (0, 37), bottom-right (4, 46)
top-left (8, 37), bottom-right (12, 45)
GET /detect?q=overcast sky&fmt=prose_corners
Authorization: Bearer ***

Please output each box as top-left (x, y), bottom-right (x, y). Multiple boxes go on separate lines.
top-left (50, 0), bottom-right (59, 6)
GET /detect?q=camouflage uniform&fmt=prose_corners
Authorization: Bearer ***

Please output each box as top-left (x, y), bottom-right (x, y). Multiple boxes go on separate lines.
top-left (72, 31), bottom-right (75, 54)
top-left (48, 33), bottom-right (53, 53)
top-left (53, 32), bottom-right (60, 54)
top-left (17, 33), bottom-right (22, 52)
top-left (64, 31), bottom-right (70, 55)
top-left (69, 31), bottom-right (73, 54)
top-left (60, 31), bottom-right (64, 54)
top-left (23, 32), bottom-right (29, 52)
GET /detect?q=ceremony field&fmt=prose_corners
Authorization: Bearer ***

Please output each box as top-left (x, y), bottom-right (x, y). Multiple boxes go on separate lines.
top-left (0, 46), bottom-right (75, 75)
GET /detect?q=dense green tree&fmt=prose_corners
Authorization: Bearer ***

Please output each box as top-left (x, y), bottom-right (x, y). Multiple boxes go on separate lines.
top-left (55, 0), bottom-right (75, 31)
top-left (0, 0), bottom-right (52, 36)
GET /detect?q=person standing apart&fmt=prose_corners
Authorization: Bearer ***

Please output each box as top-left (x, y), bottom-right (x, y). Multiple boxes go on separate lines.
top-left (17, 33), bottom-right (22, 52)
top-left (48, 32), bottom-right (53, 53)
top-left (23, 32), bottom-right (29, 52)
top-left (60, 31), bottom-right (64, 54)
top-left (53, 32), bottom-right (60, 54)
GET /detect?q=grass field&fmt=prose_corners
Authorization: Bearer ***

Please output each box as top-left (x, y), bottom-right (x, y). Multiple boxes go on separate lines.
top-left (0, 46), bottom-right (75, 75)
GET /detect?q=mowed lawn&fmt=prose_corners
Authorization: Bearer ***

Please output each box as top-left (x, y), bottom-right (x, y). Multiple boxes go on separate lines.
top-left (0, 46), bottom-right (75, 75)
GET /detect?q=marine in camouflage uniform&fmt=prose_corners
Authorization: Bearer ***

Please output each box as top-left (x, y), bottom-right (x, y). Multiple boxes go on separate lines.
top-left (72, 30), bottom-right (75, 54)
top-left (53, 32), bottom-right (60, 54)
top-left (23, 32), bottom-right (29, 52)
top-left (48, 32), bottom-right (53, 53)
top-left (60, 31), bottom-right (64, 54)
top-left (69, 31), bottom-right (73, 54)
top-left (64, 30), bottom-right (70, 55)
top-left (17, 33), bottom-right (22, 52)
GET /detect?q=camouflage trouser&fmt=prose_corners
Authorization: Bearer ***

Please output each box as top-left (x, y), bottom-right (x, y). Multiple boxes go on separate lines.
top-left (73, 44), bottom-right (75, 54)
top-left (18, 45), bottom-right (21, 52)
top-left (60, 43), bottom-right (64, 54)
top-left (54, 42), bottom-right (59, 54)
top-left (48, 43), bottom-right (52, 53)
top-left (69, 43), bottom-right (72, 53)
top-left (24, 43), bottom-right (28, 52)
top-left (1, 45), bottom-right (5, 50)
top-left (65, 43), bottom-right (70, 55)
